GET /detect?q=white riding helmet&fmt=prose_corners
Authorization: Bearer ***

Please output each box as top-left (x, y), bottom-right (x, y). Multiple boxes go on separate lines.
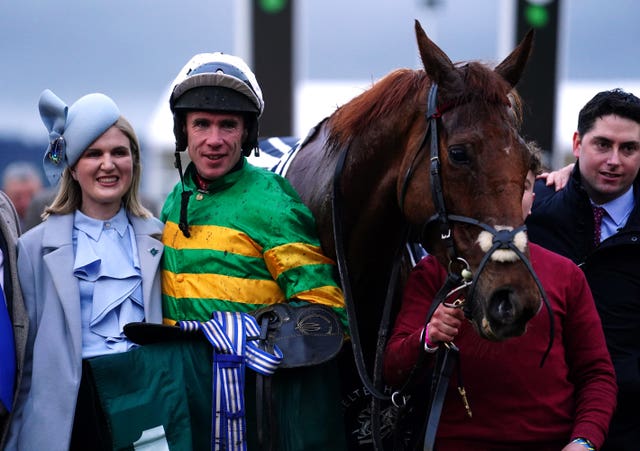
top-left (169, 53), bottom-right (264, 156)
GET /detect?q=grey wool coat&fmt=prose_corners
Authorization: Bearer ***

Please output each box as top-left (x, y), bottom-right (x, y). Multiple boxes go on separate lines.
top-left (0, 191), bottom-right (25, 449)
top-left (5, 211), bottom-right (164, 451)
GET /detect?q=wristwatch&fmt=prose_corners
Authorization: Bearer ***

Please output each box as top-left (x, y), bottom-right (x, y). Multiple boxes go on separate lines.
top-left (571, 437), bottom-right (595, 451)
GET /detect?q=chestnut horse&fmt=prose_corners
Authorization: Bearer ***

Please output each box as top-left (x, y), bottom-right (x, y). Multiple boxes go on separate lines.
top-left (277, 20), bottom-right (542, 449)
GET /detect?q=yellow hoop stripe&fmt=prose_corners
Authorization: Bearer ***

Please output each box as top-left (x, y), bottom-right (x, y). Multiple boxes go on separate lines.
top-left (162, 270), bottom-right (285, 305)
top-left (163, 221), bottom-right (263, 257)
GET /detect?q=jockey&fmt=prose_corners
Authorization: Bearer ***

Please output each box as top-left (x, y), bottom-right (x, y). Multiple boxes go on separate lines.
top-left (160, 52), bottom-right (349, 451)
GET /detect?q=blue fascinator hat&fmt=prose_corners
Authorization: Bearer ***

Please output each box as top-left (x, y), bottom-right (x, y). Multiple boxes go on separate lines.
top-left (39, 89), bottom-right (121, 185)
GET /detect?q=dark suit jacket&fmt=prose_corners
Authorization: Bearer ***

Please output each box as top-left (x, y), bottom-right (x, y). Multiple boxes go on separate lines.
top-left (527, 166), bottom-right (640, 448)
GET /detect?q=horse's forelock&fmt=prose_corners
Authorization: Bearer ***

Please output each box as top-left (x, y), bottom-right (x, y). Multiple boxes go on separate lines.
top-left (446, 62), bottom-right (515, 111)
top-left (435, 62), bottom-right (524, 135)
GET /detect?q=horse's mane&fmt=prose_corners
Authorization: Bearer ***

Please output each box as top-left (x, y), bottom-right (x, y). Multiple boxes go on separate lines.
top-left (327, 61), bottom-right (523, 149)
top-left (328, 69), bottom-right (427, 149)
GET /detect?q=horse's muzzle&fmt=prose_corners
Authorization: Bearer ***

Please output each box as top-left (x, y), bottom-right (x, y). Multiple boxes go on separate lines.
top-left (481, 287), bottom-right (535, 340)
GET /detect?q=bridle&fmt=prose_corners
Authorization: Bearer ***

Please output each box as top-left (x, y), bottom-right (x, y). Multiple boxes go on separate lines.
top-left (331, 81), bottom-right (554, 451)
top-left (397, 82), bottom-right (554, 352)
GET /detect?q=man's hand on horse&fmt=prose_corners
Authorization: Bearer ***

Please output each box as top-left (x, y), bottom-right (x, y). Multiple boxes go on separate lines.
top-left (426, 303), bottom-right (465, 345)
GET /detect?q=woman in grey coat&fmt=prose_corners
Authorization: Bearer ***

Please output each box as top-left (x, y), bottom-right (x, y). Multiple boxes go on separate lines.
top-left (6, 90), bottom-right (164, 450)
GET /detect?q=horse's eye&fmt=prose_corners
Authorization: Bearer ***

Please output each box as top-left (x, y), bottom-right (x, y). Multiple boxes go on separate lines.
top-left (448, 145), bottom-right (470, 164)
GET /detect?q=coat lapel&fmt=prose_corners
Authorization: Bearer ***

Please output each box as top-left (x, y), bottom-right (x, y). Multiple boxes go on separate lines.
top-left (129, 215), bottom-right (164, 321)
top-left (41, 214), bottom-right (83, 355)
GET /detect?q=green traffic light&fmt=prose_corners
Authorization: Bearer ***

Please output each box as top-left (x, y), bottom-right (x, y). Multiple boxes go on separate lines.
top-left (525, 4), bottom-right (549, 28)
top-left (259, 0), bottom-right (287, 14)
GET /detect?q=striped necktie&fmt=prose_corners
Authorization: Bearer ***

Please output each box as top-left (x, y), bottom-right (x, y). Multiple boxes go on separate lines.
top-left (0, 286), bottom-right (16, 413)
top-left (592, 205), bottom-right (606, 246)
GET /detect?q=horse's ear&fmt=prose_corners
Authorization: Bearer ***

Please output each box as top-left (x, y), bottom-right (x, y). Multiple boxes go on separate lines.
top-left (494, 29), bottom-right (535, 88)
top-left (415, 19), bottom-right (460, 87)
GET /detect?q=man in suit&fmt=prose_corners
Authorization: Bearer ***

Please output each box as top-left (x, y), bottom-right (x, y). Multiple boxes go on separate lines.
top-left (528, 88), bottom-right (640, 450)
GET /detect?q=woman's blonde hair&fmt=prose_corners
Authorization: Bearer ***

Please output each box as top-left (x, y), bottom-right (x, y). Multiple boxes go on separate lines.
top-left (43, 116), bottom-right (152, 219)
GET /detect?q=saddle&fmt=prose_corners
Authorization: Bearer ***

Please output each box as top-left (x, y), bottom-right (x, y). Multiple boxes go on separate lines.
top-left (249, 303), bottom-right (345, 449)
top-left (251, 303), bottom-right (344, 368)
top-left (123, 303), bottom-right (344, 367)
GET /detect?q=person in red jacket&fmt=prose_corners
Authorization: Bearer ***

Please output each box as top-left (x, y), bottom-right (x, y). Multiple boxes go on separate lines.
top-left (384, 145), bottom-right (617, 451)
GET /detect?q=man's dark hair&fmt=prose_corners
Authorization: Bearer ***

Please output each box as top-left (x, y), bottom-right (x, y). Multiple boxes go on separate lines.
top-left (577, 88), bottom-right (640, 136)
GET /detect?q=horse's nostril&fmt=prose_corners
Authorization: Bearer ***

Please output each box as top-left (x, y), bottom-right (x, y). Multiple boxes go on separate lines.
top-left (497, 299), bottom-right (515, 320)
top-left (490, 289), bottom-right (516, 323)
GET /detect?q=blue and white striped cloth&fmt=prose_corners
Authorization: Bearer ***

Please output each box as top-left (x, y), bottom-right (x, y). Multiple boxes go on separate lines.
top-left (248, 136), bottom-right (300, 171)
top-left (178, 312), bottom-right (283, 451)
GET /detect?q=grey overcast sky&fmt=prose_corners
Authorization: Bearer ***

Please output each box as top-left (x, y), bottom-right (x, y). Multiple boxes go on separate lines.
top-left (1, 0), bottom-right (639, 145)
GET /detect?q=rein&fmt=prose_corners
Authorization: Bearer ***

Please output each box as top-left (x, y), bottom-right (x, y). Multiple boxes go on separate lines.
top-left (332, 140), bottom-right (395, 402)
top-left (333, 137), bottom-right (408, 451)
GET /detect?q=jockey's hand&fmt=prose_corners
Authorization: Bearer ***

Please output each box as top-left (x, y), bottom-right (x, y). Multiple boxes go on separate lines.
top-left (426, 303), bottom-right (465, 345)
top-left (537, 163), bottom-right (574, 191)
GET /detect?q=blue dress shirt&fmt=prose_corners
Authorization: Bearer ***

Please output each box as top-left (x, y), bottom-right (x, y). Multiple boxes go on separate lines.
top-left (72, 207), bottom-right (144, 358)
top-left (595, 186), bottom-right (635, 243)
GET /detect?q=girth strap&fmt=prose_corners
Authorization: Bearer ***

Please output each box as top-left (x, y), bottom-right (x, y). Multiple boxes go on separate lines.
top-left (179, 312), bottom-right (283, 451)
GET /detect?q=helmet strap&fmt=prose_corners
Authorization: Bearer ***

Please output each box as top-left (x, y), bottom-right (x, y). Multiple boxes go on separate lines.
top-left (174, 150), bottom-right (192, 237)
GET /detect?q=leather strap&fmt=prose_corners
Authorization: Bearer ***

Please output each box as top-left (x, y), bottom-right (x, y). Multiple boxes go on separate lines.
top-left (423, 345), bottom-right (459, 451)
top-left (256, 316), bottom-right (276, 451)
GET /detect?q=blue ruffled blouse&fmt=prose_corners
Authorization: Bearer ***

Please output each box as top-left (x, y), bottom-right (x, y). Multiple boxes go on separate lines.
top-left (73, 207), bottom-right (143, 358)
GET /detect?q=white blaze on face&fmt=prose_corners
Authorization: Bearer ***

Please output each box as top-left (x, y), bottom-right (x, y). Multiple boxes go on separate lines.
top-left (476, 226), bottom-right (528, 262)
